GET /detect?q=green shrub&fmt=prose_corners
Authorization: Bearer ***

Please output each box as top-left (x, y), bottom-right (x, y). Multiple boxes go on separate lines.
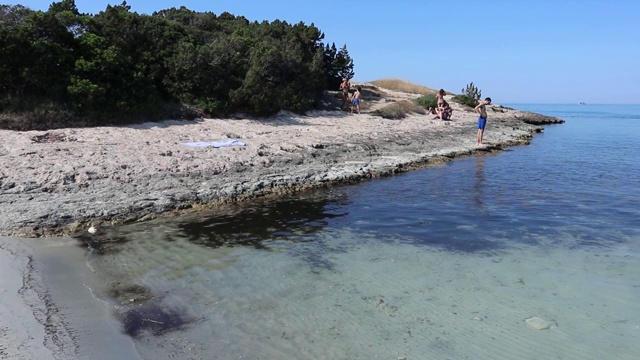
top-left (453, 95), bottom-right (476, 108)
top-left (415, 94), bottom-right (437, 109)
top-left (454, 82), bottom-right (482, 107)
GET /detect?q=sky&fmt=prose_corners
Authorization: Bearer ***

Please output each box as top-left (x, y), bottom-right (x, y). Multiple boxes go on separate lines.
top-left (7, 0), bottom-right (640, 104)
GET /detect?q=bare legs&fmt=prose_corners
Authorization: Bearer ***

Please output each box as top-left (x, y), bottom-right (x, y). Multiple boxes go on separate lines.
top-left (477, 128), bottom-right (484, 146)
top-left (351, 101), bottom-right (360, 114)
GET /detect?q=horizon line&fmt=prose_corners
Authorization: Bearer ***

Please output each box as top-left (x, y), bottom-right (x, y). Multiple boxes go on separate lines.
top-left (502, 102), bottom-right (640, 105)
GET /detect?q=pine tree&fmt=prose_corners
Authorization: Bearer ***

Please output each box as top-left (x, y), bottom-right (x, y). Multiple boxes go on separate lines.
top-left (462, 82), bottom-right (481, 102)
top-left (455, 82), bottom-right (482, 107)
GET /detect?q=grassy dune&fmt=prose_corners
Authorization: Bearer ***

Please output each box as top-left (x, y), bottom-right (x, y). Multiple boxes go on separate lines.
top-left (369, 78), bottom-right (439, 95)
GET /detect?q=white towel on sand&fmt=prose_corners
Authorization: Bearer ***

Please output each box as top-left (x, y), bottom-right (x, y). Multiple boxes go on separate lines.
top-left (180, 139), bottom-right (246, 148)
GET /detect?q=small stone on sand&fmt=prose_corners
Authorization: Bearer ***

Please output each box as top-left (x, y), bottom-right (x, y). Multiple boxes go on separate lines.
top-left (525, 316), bottom-right (558, 330)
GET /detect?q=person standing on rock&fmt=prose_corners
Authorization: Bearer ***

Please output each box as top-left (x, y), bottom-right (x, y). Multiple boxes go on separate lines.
top-left (340, 78), bottom-right (351, 110)
top-left (351, 86), bottom-right (362, 114)
top-left (475, 97), bottom-right (491, 146)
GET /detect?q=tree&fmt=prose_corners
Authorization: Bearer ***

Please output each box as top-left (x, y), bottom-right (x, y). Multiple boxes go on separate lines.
top-left (455, 82), bottom-right (482, 107)
top-left (334, 45), bottom-right (355, 82)
top-left (47, 0), bottom-right (88, 38)
top-left (2, 3), bottom-right (360, 129)
top-left (322, 43), bottom-right (354, 90)
top-left (0, 5), bottom-right (34, 100)
top-left (462, 82), bottom-right (481, 101)
top-left (0, 4), bottom-right (78, 102)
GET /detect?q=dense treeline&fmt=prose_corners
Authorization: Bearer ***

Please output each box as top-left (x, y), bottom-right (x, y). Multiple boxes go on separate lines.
top-left (0, 1), bottom-right (355, 129)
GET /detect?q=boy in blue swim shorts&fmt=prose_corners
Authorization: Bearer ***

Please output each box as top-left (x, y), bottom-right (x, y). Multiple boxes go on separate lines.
top-left (351, 86), bottom-right (362, 114)
top-left (475, 97), bottom-right (491, 146)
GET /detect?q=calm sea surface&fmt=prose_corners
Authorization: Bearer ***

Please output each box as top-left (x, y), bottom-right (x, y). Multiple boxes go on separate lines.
top-left (72, 104), bottom-right (640, 359)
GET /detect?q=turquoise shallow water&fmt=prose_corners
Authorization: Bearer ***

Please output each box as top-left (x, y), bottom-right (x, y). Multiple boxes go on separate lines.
top-left (75, 104), bottom-right (640, 359)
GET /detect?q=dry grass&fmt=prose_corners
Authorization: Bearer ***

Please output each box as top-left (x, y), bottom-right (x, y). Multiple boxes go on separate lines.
top-left (370, 78), bottom-right (438, 95)
top-left (371, 100), bottom-right (426, 119)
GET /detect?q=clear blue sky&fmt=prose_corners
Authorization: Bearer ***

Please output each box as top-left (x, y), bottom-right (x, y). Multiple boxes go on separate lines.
top-left (9, 0), bottom-right (640, 104)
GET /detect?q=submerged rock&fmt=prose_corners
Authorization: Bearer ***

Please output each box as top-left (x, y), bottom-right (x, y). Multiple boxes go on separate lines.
top-left (515, 111), bottom-right (564, 125)
top-left (525, 316), bottom-right (558, 330)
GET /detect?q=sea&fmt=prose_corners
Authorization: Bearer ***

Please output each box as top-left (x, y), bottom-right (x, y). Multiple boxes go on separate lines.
top-left (25, 104), bottom-right (640, 359)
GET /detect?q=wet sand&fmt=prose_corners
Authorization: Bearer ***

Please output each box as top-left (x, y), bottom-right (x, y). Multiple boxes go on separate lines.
top-left (0, 237), bottom-right (140, 359)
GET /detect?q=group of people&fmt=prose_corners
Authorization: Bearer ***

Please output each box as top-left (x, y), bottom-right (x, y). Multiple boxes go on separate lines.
top-left (340, 81), bottom-right (492, 146)
top-left (433, 88), bottom-right (492, 146)
top-left (428, 89), bottom-right (453, 120)
top-left (340, 78), bottom-right (362, 114)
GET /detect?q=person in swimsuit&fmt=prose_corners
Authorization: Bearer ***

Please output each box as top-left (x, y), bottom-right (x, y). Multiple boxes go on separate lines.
top-left (436, 89), bottom-right (445, 109)
top-left (340, 78), bottom-right (350, 110)
top-left (434, 100), bottom-right (451, 120)
top-left (440, 101), bottom-right (453, 120)
top-left (475, 97), bottom-right (492, 146)
top-left (351, 86), bottom-right (362, 114)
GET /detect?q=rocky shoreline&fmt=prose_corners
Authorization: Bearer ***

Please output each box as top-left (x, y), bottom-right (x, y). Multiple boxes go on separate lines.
top-left (0, 91), bottom-right (563, 237)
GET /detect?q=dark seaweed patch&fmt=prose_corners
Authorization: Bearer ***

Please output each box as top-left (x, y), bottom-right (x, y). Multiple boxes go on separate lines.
top-left (118, 303), bottom-right (195, 338)
top-left (177, 191), bottom-right (349, 250)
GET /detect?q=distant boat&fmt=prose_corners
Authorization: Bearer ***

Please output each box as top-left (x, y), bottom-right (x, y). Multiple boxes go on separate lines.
top-left (579, 102), bottom-right (586, 105)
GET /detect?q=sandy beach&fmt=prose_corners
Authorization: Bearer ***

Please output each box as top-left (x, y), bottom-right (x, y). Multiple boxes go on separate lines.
top-left (0, 84), bottom-right (564, 359)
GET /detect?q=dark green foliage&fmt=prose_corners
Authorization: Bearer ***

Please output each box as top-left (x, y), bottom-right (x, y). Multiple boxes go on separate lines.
top-left (462, 82), bottom-right (481, 100)
top-left (0, 0), bottom-right (356, 129)
top-left (454, 82), bottom-right (482, 107)
top-left (0, 101), bottom-right (81, 130)
top-left (0, 4), bottom-right (77, 102)
top-left (415, 95), bottom-right (437, 109)
top-left (453, 94), bottom-right (476, 108)
top-left (322, 43), bottom-right (354, 90)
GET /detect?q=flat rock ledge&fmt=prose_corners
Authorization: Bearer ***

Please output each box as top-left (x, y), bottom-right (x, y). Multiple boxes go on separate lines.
top-left (0, 107), bottom-right (563, 237)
